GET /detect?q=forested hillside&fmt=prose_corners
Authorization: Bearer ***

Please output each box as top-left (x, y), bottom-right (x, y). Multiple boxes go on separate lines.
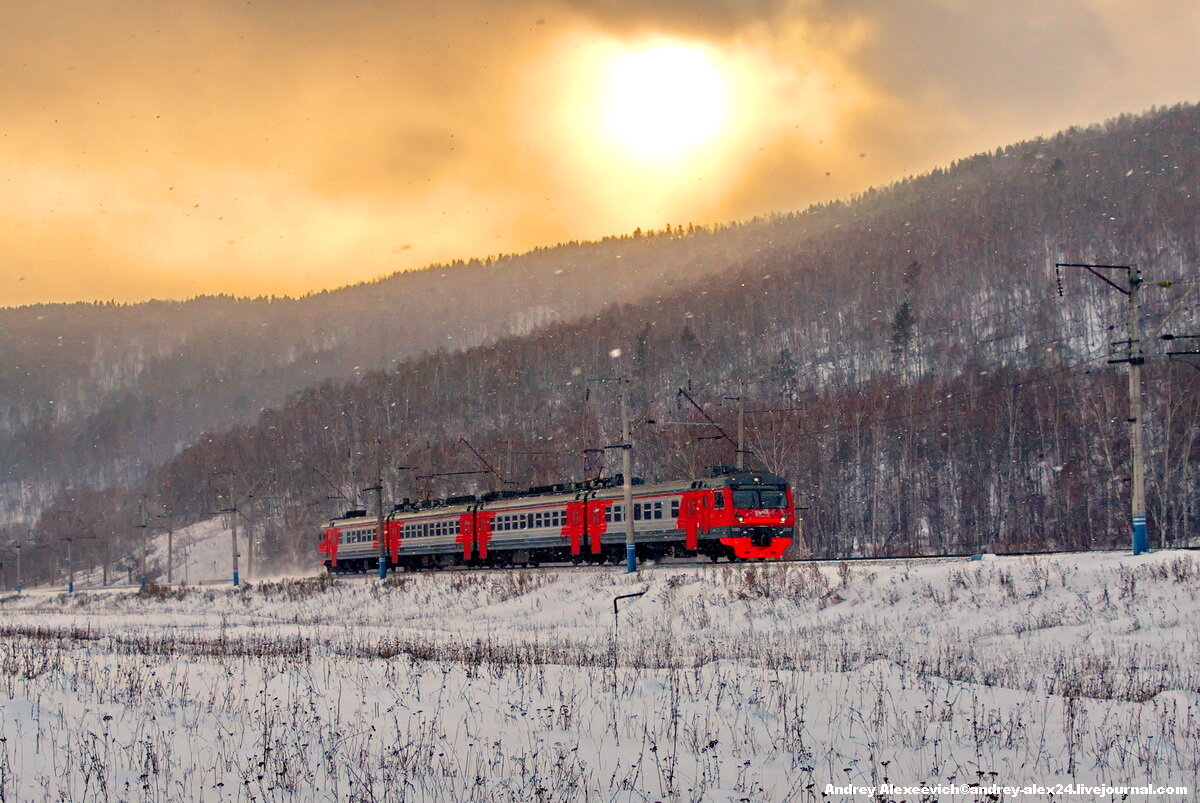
top-left (0, 210), bottom-right (797, 521)
top-left (8, 103), bottom-right (1200, 579)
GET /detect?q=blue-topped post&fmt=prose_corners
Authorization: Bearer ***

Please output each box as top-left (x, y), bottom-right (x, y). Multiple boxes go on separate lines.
top-left (1132, 516), bottom-right (1148, 555)
top-left (377, 487), bottom-right (388, 582)
top-left (138, 497), bottom-right (148, 589)
top-left (1127, 267), bottom-right (1147, 554)
top-left (1056, 263), bottom-right (1149, 555)
top-left (221, 506), bottom-right (240, 587)
top-left (360, 482), bottom-right (387, 581)
top-left (620, 389), bottom-right (636, 574)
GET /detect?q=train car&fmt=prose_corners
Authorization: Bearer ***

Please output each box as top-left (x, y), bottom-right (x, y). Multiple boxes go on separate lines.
top-left (319, 470), bottom-right (795, 572)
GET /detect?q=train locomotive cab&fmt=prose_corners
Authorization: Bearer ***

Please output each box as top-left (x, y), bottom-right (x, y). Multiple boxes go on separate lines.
top-left (710, 472), bottom-right (794, 560)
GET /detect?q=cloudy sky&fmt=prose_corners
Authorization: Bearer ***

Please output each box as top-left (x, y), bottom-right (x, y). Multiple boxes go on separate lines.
top-left (2, 0), bottom-right (1198, 306)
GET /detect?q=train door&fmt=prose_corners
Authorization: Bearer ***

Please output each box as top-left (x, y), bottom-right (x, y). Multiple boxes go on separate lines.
top-left (459, 513), bottom-right (477, 561)
top-left (586, 498), bottom-right (610, 554)
top-left (564, 501), bottom-right (587, 555)
top-left (678, 491), bottom-right (706, 550)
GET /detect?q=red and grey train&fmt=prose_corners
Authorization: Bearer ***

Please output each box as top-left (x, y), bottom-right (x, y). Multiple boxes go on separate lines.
top-left (319, 470), bottom-right (795, 572)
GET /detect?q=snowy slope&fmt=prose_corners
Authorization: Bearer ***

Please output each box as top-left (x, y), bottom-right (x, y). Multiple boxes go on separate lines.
top-left (1, 551), bottom-right (1197, 800)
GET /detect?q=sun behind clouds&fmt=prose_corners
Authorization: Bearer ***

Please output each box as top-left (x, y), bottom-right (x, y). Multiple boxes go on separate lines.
top-left (600, 42), bottom-right (729, 162)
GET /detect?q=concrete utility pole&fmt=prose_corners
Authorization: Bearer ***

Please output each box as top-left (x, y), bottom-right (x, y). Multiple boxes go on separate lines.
top-left (220, 505), bottom-right (241, 587)
top-left (363, 483), bottom-right (387, 580)
top-left (139, 497), bottom-right (149, 588)
top-left (677, 386), bottom-right (747, 469)
top-left (619, 387), bottom-right (636, 574)
top-left (1125, 269), bottom-right (1148, 555)
top-left (724, 390), bottom-right (746, 471)
top-left (1056, 263), bottom-right (1147, 554)
top-left (155, 515), bottom-right (177, 584)
top-left (593, 373), bottom-right (638, 573)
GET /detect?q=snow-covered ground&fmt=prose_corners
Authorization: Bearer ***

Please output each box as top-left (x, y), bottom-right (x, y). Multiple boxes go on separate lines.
top-left (2, 548), bottom-right (1198, 801)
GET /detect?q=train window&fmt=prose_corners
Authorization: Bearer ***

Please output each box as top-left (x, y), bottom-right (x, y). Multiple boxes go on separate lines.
top-left (613, 504), bottom-right (624, 523)
top-left (653, 502), bottom-right (663, 519)
top-left (671, 500), bottom-right (680, 517)
top-left (633, 503), bottom-right (641, 521)
top-left (712, 491), bottom-right (725, 509)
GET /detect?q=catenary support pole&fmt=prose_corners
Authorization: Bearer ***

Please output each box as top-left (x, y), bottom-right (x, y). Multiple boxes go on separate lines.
top-left (1127, 267), bottom-right (1148, 554)
top-left (620, 388), bottom-right (636, 573)
top-left (1056, 262), bottom-right (1149, 555)
top-left (229, 508), bottom-right (240, 587)
top-left (375, 485), bottom-right (387, 580)
top-left (139, 498), bottom-right (148, 589)
top-left (736, 393), bottom-right (745, 471)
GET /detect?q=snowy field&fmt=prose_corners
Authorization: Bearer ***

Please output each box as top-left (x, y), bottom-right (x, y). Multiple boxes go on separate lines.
top-left (1, 542), bottom-right (1198, 801)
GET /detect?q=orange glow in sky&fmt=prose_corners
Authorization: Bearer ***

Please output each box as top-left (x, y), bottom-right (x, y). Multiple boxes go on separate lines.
top-left (1, 1), bottom-right (1198, 306)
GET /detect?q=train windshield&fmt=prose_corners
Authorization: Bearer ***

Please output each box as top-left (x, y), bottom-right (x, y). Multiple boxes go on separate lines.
top-left (731, 488), bottom-right (788, 509)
